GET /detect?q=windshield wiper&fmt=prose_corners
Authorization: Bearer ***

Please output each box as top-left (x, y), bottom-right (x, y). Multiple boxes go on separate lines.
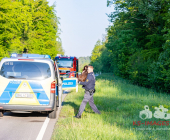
top-left (8, 76), bottom-right (16, 78)
top-left (8, 76), bottom-right (26, 79)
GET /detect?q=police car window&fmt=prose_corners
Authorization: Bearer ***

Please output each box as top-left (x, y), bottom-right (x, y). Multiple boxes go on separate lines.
top-left (0, 61), bottom-right (51, 80)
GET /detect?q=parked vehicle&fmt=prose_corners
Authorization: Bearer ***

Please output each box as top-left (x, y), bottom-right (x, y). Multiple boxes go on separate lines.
top-left (55, 54), bottom-right (78, 78)
top-left (0, 53), bottom-right (62, 119)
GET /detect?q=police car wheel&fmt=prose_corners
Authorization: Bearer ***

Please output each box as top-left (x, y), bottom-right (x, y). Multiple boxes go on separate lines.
top-left (0, 111), bottom-right (3, 117)
top-left (49, 101), bottom-right (57, 119)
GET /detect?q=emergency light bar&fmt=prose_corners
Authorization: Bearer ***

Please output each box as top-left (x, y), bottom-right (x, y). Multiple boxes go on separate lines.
top-left (55, 56), bottom-right (74, 60)
top-left (10, 53), bottom-right (51, 59)
top-left (11, 53), bottom-right (18, 58)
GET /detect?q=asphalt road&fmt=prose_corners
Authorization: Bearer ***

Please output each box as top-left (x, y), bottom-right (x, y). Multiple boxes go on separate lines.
top-left (0, 92), bottom-right (68, 140)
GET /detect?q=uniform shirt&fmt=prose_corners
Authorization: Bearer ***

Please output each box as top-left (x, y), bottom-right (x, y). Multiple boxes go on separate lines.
top-left (79, 72), bottom-right (95, 90)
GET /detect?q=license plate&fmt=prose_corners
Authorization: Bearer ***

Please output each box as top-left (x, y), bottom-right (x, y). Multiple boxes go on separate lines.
top-left (15, 93), bottom-right (33, 98)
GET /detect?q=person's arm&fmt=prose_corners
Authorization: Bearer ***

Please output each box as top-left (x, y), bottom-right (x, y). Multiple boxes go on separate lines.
top-left (79, 75), bottom-right (91, 86)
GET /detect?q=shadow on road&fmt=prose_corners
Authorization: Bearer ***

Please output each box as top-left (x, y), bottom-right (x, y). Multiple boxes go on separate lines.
top-left (3, 111), bottom-right (47, 118)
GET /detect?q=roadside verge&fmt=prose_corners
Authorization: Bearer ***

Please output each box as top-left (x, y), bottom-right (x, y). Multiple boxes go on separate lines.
top-left (51, 73), bottom-right (170, 140)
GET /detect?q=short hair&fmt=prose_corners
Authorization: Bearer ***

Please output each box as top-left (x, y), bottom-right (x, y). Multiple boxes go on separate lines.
top-left (88, 65), bottom-right (93, 69)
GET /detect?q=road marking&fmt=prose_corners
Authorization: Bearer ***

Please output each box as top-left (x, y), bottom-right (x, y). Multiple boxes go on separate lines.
top-left (36, 117), bottom-right (50, 140)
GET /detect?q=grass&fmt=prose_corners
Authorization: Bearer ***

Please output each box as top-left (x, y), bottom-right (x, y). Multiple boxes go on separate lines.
top-left (51, 73), bottom-right (170, 140)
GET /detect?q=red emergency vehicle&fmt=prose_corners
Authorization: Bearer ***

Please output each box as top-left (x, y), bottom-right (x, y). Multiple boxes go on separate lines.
top-left (54, 55), bottom-right (78, 78)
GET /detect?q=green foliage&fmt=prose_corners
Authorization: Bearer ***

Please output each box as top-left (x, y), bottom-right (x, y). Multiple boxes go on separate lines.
top-left (0, 0), bottom-right (64, 60)
top-left (90, 39), bottom-right (112, 73)
top-left (91, 0), bottom-right (170, 92)
top-left (90, 40), bottom-right (103, 73)
top-left (78, 56), bottom-right (90, 72)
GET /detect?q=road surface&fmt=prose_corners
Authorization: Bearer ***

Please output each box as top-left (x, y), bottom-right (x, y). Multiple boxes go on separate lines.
top-left (0, 92), bottom-right (68, 140)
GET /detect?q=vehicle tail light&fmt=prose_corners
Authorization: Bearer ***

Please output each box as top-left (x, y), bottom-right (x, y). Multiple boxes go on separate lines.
top-left (51, 81), bottom-right (56, 94)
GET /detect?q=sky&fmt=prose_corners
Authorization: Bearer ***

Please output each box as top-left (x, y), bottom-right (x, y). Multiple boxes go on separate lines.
top-left (48, 0), bottom-right (113, 58)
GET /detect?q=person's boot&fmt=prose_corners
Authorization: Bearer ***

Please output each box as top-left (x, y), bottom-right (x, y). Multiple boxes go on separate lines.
top-left (74, 114), bottom-right (81, 119)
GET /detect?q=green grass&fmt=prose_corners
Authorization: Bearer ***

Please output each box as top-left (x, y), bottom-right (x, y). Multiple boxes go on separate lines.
top-left (51, 73), bottom-right (170, 140)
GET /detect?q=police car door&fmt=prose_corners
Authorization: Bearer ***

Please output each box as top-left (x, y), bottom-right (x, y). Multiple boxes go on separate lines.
top-left (55, 61), bottom-right (62, 107)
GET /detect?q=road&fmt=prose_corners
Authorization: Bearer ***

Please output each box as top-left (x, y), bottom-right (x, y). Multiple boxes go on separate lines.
top-left (0, 92), bottom-right (68, 140)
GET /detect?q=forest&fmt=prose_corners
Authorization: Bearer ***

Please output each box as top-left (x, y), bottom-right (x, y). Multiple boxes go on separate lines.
top-left (0, 0), bottom-right (64, 60)
top-left (90, 0), bottom-right (170, 93)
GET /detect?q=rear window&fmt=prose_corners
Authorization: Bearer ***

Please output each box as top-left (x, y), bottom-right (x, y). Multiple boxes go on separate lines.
top-left (0, 61), bottom-right (51, 80)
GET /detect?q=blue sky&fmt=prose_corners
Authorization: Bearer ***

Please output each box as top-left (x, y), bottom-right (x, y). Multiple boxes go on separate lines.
top-left (48, 0), bottom-right (113, 58)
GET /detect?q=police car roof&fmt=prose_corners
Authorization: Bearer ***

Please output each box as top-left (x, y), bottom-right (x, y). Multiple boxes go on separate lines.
top-left (1, 57), bottom-right (53, 63)
top-left (10, 53), bottom-right (51, 59)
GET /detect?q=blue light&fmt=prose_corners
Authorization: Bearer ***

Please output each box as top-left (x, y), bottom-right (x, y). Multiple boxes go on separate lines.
top-left (55, 56), bottom-right (59, 60)
top-left (55, 56), bottom-right (74, 60)
top-left (10, 53), bottom-right (18, 58)
top-left (44, 55), bottom-right (51, 59)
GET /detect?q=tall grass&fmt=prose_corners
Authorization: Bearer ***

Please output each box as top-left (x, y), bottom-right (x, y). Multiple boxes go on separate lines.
top-left (52, 73), bottom-right (170, 140)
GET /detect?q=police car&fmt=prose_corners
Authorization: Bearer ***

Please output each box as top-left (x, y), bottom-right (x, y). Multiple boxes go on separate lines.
top-left (0, 54), bottom-right (62, 119)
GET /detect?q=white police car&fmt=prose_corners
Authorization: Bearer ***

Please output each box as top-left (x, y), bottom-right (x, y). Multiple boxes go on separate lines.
top-left (0, 54), bottom-right (62, 119)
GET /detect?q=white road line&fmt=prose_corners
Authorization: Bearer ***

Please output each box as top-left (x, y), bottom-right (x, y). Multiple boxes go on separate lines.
top-left (36, 117), bottom-right (50, 140)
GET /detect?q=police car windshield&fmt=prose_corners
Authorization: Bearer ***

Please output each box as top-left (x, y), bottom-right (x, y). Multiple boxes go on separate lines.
top-left (0, 61), bottom-right (51, 80)
top-left (57, 60), bottom-right (73, 68)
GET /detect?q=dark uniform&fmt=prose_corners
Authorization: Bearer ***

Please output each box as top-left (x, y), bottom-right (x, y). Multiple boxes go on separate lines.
top-left (77, 72), bottom-right (100, 117)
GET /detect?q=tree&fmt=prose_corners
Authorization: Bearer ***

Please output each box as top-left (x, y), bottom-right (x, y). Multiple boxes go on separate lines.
top-left (0, 0), bottom-right (64, 60)
top-left (89, 0), bottom-right (170, 92)
top-left (90, 39), bottom-right (112, 73)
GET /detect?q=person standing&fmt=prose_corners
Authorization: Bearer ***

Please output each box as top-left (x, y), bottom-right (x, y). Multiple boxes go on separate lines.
top-left (75, 65), bottom-right (101, 118)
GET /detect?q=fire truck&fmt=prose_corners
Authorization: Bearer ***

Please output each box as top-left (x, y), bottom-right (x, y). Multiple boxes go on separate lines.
top-left (54, 54), bottom-right (78, 78)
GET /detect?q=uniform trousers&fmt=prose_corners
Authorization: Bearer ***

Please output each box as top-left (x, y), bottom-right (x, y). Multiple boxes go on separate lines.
top-left (77, 90), bottom-right (100, 117)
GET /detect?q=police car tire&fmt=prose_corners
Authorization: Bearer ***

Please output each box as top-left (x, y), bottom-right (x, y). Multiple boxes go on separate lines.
top-left (0, 111), bottom-right (3, 117)
top-left (49, 101), bottom-right (57, 119)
